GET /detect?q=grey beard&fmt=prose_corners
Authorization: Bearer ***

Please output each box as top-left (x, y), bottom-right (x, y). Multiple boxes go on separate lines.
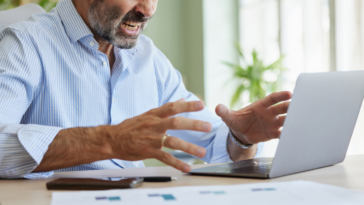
top-left (87, 1), bottom-right (141, 49)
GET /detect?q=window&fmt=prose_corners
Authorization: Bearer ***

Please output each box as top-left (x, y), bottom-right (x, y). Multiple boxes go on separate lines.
top-left (239, 0), bottom-right (364, 157)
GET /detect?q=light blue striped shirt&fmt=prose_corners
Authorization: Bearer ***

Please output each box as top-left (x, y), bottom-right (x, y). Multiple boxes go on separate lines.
top-left (0, 0), bottom-right (261, 179)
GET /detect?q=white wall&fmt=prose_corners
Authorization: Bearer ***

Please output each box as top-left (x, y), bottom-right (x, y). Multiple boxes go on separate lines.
top-left (203, 0), bottom-right (240, 111)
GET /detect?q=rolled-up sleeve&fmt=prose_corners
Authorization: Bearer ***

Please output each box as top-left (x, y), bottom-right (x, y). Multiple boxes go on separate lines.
top-left (153, 46), bottom-right (263, 164)
top-left (0, 28), bottom-right (61, 179)
top-left (0, 124), bottom-right (62, 178)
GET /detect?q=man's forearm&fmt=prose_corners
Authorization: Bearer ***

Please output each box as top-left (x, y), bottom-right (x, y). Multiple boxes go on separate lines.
top-left (227, 136), bottom-right (257, 162)
top-left (33, 125), bottom-right (112, 172)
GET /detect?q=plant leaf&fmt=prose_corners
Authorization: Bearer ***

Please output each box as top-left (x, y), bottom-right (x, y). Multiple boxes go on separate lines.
top-left (263, 55), bottom-right (285, 72)
top-left (224, 46), bottom-right (286, 106)
top-left (230, 84), bottom-right (246, 108)
top-left (234, 42), bottom-right (247, 65)
top-left (252, 50), bottom-right (259, 65)
top-left (222, 61), bottom-right (249, 79)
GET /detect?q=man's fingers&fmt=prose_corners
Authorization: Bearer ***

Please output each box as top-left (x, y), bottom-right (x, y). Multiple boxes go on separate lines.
top-left (266, 116), bottom-right (285, 139)
top-left (215, 104), bottom-right (238, 125)
top-left (153, 150), bottom-right (191, 173)
top-left (152, 101), bottom-right (205, 118)
top-left (157, 117), bottom-right (212, 132)
top-left (271, 116), bottom-right (285, 139)
top-left (277, 115), bottom-right (286, 126)
top-left (259, 91), bottom-right (292, 108)
top-left (163, 136), bottom-right (206, 159)
top-left (176, 98), bottom-right (186, 103)
top-left (270, 101), bottom-right (290, 115)
top-left (215, 104), bottom-right (229, 118)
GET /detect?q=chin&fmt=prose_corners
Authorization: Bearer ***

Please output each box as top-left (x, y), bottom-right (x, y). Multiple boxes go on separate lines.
top-left (113, 38), bottom-right (139, 49)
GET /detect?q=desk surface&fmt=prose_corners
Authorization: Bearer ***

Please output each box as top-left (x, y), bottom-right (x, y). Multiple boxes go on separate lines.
top-left (1, 155), bottom-right (364, 205)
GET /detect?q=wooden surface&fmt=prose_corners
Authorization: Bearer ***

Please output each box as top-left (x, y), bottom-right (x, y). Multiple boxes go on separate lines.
top-left (1, 155), bottom-right (364, 205)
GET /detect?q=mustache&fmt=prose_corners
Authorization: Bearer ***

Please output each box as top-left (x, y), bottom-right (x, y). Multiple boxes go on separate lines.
top-left (121, 10), bottom-right (150, 23)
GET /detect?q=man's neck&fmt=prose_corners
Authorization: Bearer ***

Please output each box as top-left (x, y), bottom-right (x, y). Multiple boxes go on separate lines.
top-left (72, 0), bottom-right (115, 71)
top-left (94, 35), bottom-right (116, 72)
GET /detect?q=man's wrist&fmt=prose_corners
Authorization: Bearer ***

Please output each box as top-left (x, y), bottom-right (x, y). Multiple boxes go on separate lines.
top-left (229, 129), bottom-right (254, 149)
top-left (33, 126), bottom-right (112, 172)
top-left (227, 133), bottom-right (257, 161)
top-left (94, 125), bottom-right (114, 158)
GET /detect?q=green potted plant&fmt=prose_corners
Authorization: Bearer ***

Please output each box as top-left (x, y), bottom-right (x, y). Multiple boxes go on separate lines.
top-left (224, 43), bottom-right (285, 109)
top-left (38, 0), bottom-right (57, 11)
top-left (0, 0), bottom-right (57, 11)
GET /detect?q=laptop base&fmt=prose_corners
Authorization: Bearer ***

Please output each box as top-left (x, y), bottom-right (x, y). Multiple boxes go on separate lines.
top-left (189, 158), bottom-right (273, 179)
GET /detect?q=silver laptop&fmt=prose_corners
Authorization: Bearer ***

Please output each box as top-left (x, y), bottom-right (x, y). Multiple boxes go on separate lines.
top-left (190, 71), bottom-right (364, 178)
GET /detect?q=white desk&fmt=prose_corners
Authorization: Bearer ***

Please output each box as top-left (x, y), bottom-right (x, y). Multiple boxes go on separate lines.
top-left (1, 155), bottom-right (364, 205)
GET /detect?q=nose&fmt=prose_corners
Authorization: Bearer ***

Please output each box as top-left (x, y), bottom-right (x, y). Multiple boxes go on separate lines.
top-left (135, 0), bottom-right (157, 18)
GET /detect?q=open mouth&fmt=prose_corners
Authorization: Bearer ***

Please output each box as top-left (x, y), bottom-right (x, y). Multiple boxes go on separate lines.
top-left (122, 22), bottom-right (140, 30)
top-left (120, 21), bottom-right (142, 35)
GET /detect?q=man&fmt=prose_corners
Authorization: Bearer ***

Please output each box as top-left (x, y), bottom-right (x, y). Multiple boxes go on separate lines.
top-left (0, 0), bottom-right (291, 179)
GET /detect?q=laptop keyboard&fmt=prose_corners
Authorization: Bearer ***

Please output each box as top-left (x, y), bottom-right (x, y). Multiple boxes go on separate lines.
top-left (216, 162), bottom-right (272, 174)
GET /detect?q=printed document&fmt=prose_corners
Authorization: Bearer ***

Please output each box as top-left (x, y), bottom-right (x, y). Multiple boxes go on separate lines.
top-left (51, 180), bottom-right (364, 205)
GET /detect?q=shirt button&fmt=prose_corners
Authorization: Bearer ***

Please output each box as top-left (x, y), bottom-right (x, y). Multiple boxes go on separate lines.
top-left (103, 61), bottom-right (107, 66)
top-left (89, 41), bottom-right (95, 46)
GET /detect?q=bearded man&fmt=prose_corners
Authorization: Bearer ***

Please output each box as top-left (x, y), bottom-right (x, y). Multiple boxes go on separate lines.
top-left (0, 0), bottom-right (291, 179)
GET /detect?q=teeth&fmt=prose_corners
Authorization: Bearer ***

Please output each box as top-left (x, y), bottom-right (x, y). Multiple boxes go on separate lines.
top-left (128, 22), bottom-right (137, 26)
top-left (122, 23), bottom-right (138, 30)
top-left (123, 21), bottom-right (141, 27)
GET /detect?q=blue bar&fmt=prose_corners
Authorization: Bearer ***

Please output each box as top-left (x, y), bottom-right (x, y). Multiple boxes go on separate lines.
top-left (213, 191), bottom-right (226, 195)
top-left (161, 194), bottom-right (176, 200)
top-left (108, 196), bottom-right (121, 201)
top-left (148, 194), bottom-right (160, 197)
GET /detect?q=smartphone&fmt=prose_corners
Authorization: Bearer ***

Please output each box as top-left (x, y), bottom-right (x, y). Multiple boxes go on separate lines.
top-left (46, 177), bottom-right (143, 190)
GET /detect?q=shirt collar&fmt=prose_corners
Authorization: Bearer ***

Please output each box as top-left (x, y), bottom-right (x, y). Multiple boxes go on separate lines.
top-left (57, 0), bottom-right (139, 57)
top-left (57, 0), bottom-right (93, 43)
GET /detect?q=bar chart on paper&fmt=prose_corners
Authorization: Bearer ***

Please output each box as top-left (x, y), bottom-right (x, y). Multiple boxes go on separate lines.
top-left (51, 181), bottom-right (364, 205)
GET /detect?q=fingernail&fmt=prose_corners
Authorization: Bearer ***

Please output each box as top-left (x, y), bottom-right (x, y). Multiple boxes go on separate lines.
top-left (196, 148), bottom-right (205, 157)
top-left (183, 165), bottom-right (190, 173)
top-left (196, 101), bottom-right (204, 110)
top-left (203, 123), bottom-right (211, 132)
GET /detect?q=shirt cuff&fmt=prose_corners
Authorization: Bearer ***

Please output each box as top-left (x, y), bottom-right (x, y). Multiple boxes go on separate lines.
top-left (23, 171), bottom-right (55, 179)
top-left (18, 124), bottom-right (63, 170)
top-left (255, 141), bottom-right (264, 157)
top-left (209, 123), bottom-right (231, 163)
top-left (209, 123), bottom-right (264, 163)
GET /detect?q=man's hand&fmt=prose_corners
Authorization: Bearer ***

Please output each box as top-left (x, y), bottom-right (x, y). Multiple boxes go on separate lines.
top-left (105, 99), bottom-right (211, 173)
top-left (215, 91), bottom-right (292, 160)
top-left (34, 99), bottom-right (211, 173)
